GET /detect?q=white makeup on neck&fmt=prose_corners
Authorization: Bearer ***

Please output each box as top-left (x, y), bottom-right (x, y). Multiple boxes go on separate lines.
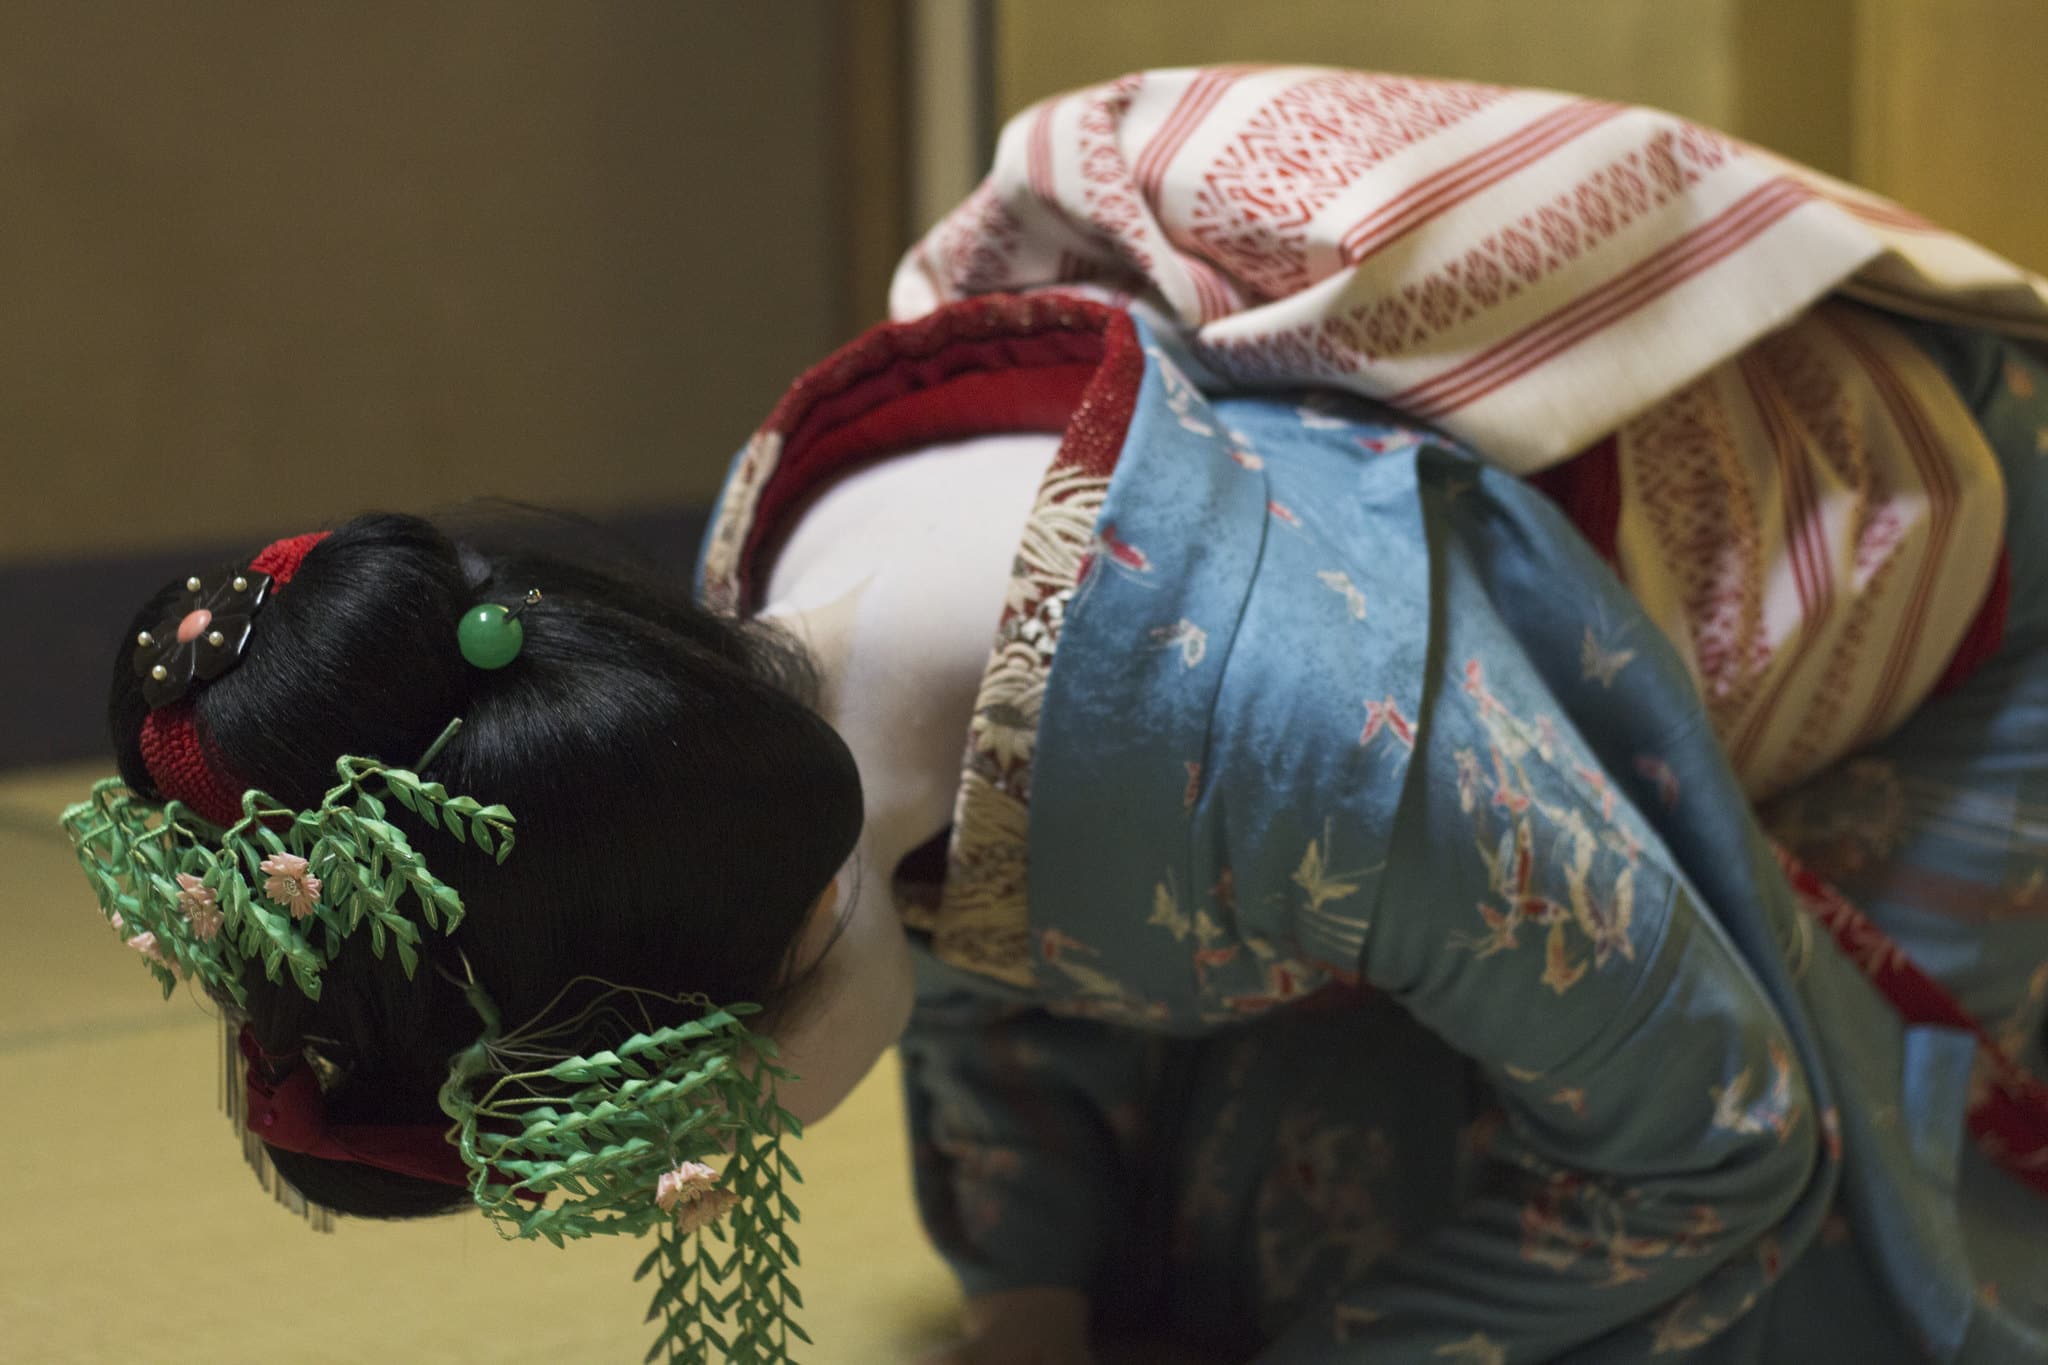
top-left (768, 868), bottom-right (918, 1125)
top-left (753, 433), bottom-right (1061, 1123)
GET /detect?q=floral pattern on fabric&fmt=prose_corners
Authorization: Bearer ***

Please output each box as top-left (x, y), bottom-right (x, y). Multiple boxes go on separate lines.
top-left (698, 431), bottom-right (784, 617)
top-left (711, 297), bottom-right (2048, 1360)
top-left (1255, 1112), bottom-right (1401, 1312)
top-left (1448, 659), bottom-right (1648, 996)
top-left (923, 468), bottom-right (1110, 986)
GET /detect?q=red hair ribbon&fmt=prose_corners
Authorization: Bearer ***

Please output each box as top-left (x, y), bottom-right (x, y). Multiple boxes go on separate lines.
top-left (139, 533), bottom-right (330, 826)
top-left (239, 1026), bottom-right (479, 1190)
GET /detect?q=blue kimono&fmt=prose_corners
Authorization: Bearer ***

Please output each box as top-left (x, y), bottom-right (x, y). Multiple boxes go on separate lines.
top-left (703, 295), bottom-right (2048, 1362)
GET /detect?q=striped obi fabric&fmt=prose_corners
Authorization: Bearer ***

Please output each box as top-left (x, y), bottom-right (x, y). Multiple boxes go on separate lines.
top-left (893, 65), bottom-right (2048, 798)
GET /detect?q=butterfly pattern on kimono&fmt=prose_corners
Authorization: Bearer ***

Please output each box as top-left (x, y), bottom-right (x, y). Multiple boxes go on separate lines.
top-left (711, 272), bottom-right (2048, 1360)
top-left (1581, 626), bottom-right (1637, 687)
top-left (1148, 618), bottom-right (1210, 668)
top-left (1318, 569), bottom-right (1369, 620)
top-left (1449, 659), bottom-right (1645, 996)
top-left (1149, 345), bottom-right (1217, 437)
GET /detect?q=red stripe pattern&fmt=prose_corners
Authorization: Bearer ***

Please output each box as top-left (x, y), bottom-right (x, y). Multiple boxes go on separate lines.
top-left (1389, 178), bottom-right (1815, 418)
top-left (1611, 306), bottom-right (2005, 801)
top-left (1132, 65), bottom-right (1244, 200)
top-left (1818, 313), bottom-right (1959, 749)
top-left (1181, 72), bottom-right (1507, 300)
top-left (1337, 99), bottom-right (1624, 265)
top-left (891, 65), bottom-right (2048, 472)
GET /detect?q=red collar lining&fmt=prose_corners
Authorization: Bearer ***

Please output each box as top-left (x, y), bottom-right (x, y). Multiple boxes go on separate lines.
top-left (736, 295), bottom-right (1143, 610)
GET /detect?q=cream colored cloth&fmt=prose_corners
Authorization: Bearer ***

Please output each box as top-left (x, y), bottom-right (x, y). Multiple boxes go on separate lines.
top-left (890, 66), bottom-right (2040, 798)
top-left (893, 66), bottom-right (2048, 472)
top-left (1615, 302), bottom-right (2005, 797)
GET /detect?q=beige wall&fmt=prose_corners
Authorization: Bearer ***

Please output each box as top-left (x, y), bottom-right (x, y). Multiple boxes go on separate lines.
top-left (995, 0), bottom-right (2048, 272)
top-left (1854, 0), bottom-right (2048, 272)
top-left (1, 2), bottom-right (845, 563)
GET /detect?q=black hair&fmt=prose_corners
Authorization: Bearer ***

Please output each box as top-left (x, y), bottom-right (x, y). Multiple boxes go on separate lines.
top-left (107, 509), bottom-right (864, 1218)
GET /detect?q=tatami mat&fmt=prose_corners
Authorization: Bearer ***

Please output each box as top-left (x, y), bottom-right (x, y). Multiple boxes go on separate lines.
top-left (1, 763), bottom-right (963, 1363)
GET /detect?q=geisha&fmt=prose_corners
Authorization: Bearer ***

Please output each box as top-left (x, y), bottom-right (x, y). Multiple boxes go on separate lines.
top-left (77, 68), bottom-right (2048, 1364)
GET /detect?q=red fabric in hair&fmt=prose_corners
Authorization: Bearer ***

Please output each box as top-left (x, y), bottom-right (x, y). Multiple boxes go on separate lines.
top-left (240, 1027), bottom-right (537, 1198)
top-left (139, 531), bottom-right (332, 824)
top-left (241, 1028), bottom-right (473, 1187)
top-left (248, 531), bottom-right (330, 587)
top-left (139, 703), bottom-right (246, 827)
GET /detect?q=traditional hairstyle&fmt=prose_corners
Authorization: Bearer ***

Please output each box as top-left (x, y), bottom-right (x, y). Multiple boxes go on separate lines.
top-left (102, 509), bottom-right (864, 1219)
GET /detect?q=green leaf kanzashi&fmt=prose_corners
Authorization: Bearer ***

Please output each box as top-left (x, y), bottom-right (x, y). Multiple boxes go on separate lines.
top-left (60, 759), bottom-right (516, 1006)
top-left (66, 764), bottom-right (798, 1361)
top-left (438, 981), bottom-right (806, 1362)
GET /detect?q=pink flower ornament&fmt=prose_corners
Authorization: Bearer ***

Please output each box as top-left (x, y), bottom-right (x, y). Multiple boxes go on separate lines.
top-left (126, 930), bottom-right (170, 967)
top-left (259, 852), bottom-right (322, 920)
top-left (175, 872), bottom-right (224, 941)
top-left (655, 1160), bottom-right (720, 1209)
top-left (655, 1160), bottom-right (740, 1235)
top-left (676, 1187), bottom-right (741, 1236)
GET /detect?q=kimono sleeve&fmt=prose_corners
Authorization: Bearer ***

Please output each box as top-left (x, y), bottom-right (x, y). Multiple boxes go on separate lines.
top-left (1258, 664), bottom-right (1826, 1361)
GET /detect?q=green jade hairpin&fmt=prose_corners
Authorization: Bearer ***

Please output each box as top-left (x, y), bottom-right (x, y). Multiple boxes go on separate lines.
top-left (458, 587), bottom-right (540, 669)
top-left (63, 572), bottom-right (809, 1363)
